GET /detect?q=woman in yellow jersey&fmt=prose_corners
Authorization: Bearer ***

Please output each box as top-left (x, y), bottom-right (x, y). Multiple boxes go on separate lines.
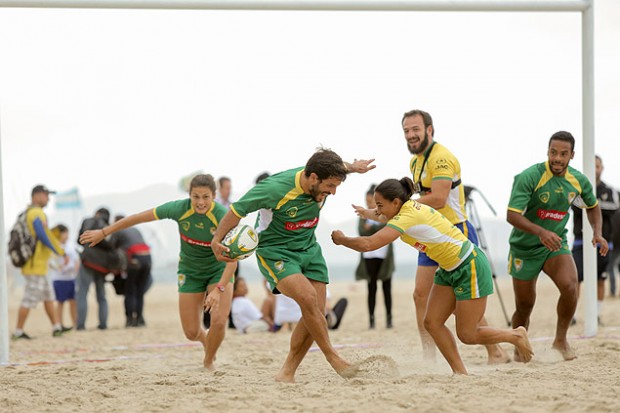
top-left (332, 177), bottom-right (533, 375)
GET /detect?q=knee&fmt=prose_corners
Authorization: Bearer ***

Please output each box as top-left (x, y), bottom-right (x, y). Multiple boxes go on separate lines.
top-left (183, 326), bottom-right (203, 341)
top-left (295, 290), bottom-right (318, 313)
top-left (423, 315), bottom-right (440, 333)
top-left (209, 313), bottom-right (229, 332)
top-left (514, 296), bottom-right (535, 313)
top-left (413, 288), bottom-right (427, 306)
top-left (456, 328), bottom-right (477, 345)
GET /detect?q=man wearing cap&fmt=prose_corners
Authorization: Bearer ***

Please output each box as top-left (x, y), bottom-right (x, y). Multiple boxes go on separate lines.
top-left (12, 185), bottom-right (67, 339)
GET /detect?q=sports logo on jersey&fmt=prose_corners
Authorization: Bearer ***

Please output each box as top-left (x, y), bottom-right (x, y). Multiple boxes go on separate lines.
top-left (568, 192), bottom-right (577, 204)
top-left (285, 217), bottom-right (319, 230)
top-left (210, 227), bottom-right (216, 235)
top-left (275, 261), bottom-right (285, 273)
top-left (181, 221), bottom-right (190, 232)
top-left (538, 192), bottom-right (550, 204)
top-left (195, 222), bottom-right (205, 229)
top-left (178, 274), bottom-right (186, 287)
top-left (413, 242), bottom-right (427, 252)
top-left (434, 158), bottom-right (449, 170)
top-left (536, 209), bottom-right (567, 221)
top-left (286, 207), bottom-right (298, 218)
top-left (555, 187), bottom-right (564, 194)
top-left (513, 258), bottom-right (523, 272)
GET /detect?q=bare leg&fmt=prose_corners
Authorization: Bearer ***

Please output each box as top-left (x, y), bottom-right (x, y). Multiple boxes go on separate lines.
top-left (511, 277), bottom-right (537, 362)
top-left (543, 255), bottom-right (578, 360)
top-left (423, 284), bottom-right (465, 374)
top-left (202, 283), bottom-right (233, 370)
top-left (479, 316), bottom-right (511, 364)
top-left (275, 275), bottom-right (351, 382)
top-left (178, 292), bottom-right (214, 369)
top-left (15, 306), bottom-right (30, 330)
top-left (413, 265), bottom-right (438, 360)
top-left (455, 297), bottom-right (533, 364)
top-left (44, 300), bottom-right (59, 326)
top-left (55, 301), bottom-right (64, 327)
top-left (68, 299), bottom-right (78, 327)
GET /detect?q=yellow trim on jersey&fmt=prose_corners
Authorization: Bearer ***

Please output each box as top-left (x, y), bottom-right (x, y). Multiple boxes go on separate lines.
top-left (178, 207), bottom-right (195, 221)
top-left (564, 170), bottom-right (583, 194)
top-left (257, 253), bottom-right (279, 284)
top-left (205, 202), bottom-right (218, 227)
top-left (534, 162), bottom-right (555, 192)
top-left (275, 169), bottom-right (304, 210)
top-left (152, 207), bottom-right (160, 220)
top-left (508, 206), bottom-right (524, 214)
top-left (230, 204), bottom-right (243, 218)
top-left (585, 200), bottom-right (599, 209)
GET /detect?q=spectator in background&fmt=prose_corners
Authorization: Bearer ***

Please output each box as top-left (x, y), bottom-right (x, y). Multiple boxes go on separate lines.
top-left (12, 185), bottom-right (67, 339)
top-left (231, 277), bottom-right (273, 334)
top-left (356, 184), bottom-right (395, 329)
top-left (49, 224), bottom-right (80, 332)
top-left (215, 176), bottom-right (233, 209)
top-left (111, 215), bottom-right (152, 328)
top-left (571, 155), bottom-right (619, 322)
top-left (77, 207), bottom-right (120, 331)
top-left (611, 208), bottom-right (620, 296)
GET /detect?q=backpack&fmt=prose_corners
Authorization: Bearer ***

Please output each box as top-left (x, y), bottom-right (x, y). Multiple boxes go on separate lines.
top-left (8, 209), bottom-right (36, 267)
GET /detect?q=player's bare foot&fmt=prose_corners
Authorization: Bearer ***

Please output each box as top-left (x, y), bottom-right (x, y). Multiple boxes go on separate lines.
top-left (487, 344), bottom-right (511, 365)
top-left (512, 326), bottom-right (534, 363)
top-left (552, 340), bottom-right (577, 361)
top-left (275, 371), bottom-right (295, 383)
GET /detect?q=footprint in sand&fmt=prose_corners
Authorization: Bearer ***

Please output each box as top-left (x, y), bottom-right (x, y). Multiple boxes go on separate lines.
top-left (343, 355), bottom-right (400, 380)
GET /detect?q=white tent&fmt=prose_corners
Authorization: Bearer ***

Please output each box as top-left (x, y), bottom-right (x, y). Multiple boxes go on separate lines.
top-left (0, 0), bottom-right (598, 365)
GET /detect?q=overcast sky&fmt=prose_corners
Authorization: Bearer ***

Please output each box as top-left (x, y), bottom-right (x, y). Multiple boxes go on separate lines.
top-left (1, 1), bottom-right (619, 227)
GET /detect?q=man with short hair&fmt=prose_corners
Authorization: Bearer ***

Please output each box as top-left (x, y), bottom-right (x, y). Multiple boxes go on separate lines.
top-left (12, 185), bottom-right (67, 339)
top-left (402, 109), bottom-right (508, 363)
top-left (215, 177), bottom-right (233, 209)
top-left (507, 131), bottom-right (608, 360)
top-left (212, 148), bottom-right (374, 382)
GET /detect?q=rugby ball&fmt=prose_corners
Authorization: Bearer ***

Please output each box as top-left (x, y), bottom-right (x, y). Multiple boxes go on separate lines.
top-left (222, 224), bottom-right (259, 260)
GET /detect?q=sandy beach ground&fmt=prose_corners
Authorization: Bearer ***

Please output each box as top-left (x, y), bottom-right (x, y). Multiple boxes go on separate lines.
top-left (2, 275), bottom-right (619, 413)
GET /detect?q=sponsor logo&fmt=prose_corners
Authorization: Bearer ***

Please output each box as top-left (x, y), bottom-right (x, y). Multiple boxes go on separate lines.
top-left (285, 217), bottom-right (319, 231)
top-left (195, 222), bottom-right (205, 229)
top-left (181, 221), bottom-right (190, 232)
top-left (413, 242), bottom-right (427, 252)
top-left (514, 258), bottom-right (523, 272)
top-left (180, 233), bottom-right (211, 247)
top-left (286, 207), bottom-right (298, 218)
top-left (178, 274), bottom-right (186, 287)
top-left (538, 192), bottom-right (550, 203)
top-left (536, 209), bottom-right (567, 221)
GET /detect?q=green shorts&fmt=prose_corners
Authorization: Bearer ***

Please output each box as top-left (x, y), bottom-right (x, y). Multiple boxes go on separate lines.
top-left (177, 261), bottom-right (231, 293)
top-left (434, 245), bottom-right (494, 301)
top-left (508, 241), bottom-right (571, 281)
top-left (255, 243), bottom-right (328, 292)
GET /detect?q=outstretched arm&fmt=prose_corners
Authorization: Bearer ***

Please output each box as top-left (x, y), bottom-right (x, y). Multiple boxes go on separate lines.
top-left (79, 209), bottom-right (156, 247)
top-left (352, 204), bottom-right (388, 223)
top-left (585, 205), bottom-right (609, 256)
top-left (506, 209), bottom-right (562, 252)
top-left (344, 158), bottom-right (376, 174)
top-left (331, 226), bottom-right (400, 252)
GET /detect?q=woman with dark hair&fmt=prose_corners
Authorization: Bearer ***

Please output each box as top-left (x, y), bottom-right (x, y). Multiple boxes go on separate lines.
top-left (332, 177), bottom-right (533, 375)
top-left (80, 174), bottom-right (237, 370)
top-left (356, 184), bottom-right (395, 329)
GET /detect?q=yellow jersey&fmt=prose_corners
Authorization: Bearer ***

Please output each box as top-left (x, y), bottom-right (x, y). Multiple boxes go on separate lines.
top-left (387, 200), bottom-right (473, 271)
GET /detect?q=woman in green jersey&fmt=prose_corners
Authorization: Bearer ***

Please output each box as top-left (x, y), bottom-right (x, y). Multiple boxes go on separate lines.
top-left (332, 177), bottom-right (533, 375)
top-left (80, 174), bottom-right (237, 370)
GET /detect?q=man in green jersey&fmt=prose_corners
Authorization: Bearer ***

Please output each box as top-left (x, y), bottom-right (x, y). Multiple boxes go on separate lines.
top-left (507, 131), bottom-right (608, 360)
top-left (211, 148), bottom-right (375, 382)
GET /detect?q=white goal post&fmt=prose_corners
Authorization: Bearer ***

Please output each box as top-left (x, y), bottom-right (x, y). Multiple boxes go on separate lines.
top-left (0, 0), bottom-right (596, 365)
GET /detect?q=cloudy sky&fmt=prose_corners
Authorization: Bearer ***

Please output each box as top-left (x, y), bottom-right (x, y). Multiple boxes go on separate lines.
top-left (1, 1), bottom-right (619, 227)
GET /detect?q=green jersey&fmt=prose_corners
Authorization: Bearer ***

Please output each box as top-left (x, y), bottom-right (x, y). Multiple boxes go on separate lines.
top-left (508, 161), bottom-right (598, 249)
top-left (153, 199), bottom-right (227, 275)
top-left (231, 167), bottom-right (324, 252)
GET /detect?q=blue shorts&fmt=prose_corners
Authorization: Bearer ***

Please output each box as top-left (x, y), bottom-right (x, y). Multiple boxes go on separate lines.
top-left (53, 280), bottom-right (76, 302)
top-left (418, 220), bottom-right (479, 267)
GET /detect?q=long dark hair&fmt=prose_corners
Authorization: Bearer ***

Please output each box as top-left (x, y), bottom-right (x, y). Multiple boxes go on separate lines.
top-left (375, 177), bottom-right (415, 204)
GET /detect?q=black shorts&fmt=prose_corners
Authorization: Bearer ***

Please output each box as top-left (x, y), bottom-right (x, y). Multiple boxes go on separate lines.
top-left (572, 243), bottom-right (609, 283)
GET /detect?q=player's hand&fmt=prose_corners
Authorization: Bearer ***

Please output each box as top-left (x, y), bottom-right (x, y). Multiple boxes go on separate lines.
top-left (538, 229), bottom-right (563, 252)
top-left (352, 204), bottom-right (378, 221)
top-left (593, 236), bottom-right (609, 256)
top-left (210, 240), bottom-right (237, 263)
top-left (331, 230), bottom-right (346, 245)
top-left (79, 229), bottom-right (105, 247)
top-left (203, 288), bottom-right (221, 314)
top-left (348, 158), bottom-right (376, 174)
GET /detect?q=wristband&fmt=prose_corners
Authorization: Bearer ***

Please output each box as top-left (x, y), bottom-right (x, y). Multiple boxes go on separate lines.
top-left (216, 284), bottom-right (225, 293)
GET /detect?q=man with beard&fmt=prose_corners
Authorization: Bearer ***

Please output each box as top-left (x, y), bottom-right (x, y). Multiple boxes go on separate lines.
top-left (211, 148), bottom-right (374, 383)
top-left (507, 131), bottom-right (608, 360)
top-left (402, 109), bottom-right (509, 364)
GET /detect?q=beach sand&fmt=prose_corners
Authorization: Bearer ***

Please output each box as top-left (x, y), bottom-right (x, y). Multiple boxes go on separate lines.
top-left (2, 275), bottom-right (619, 413)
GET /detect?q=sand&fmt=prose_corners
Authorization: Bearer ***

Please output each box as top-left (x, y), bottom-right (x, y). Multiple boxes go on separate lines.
top-left (2, 275), bottom-right (620, 413)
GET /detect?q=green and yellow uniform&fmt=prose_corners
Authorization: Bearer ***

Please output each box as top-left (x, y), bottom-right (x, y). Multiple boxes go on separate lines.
top-left (230, 167), bottom-right (328, 291)
top-left (387, 200), bottom-right (493, 300)
top-left (507, 161), bottom-right (598, 280)
top-left (410, 141), bottom-right (468, 225)
top-left (153, 199), bottom-right (228, 293)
